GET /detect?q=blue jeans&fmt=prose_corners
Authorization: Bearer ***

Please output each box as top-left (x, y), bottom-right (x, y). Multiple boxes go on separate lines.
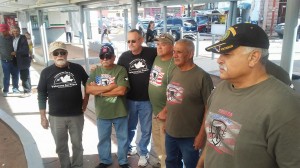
top-left (165, 133), bottom-right (200, 168)
top-left (127, 100), bottom-right (152, 156)
top-left (49, 114), bottom-right (84, 168)
top-left (1, 60), bottom-right (19, 92)
top-left (97, 117), bottom-right (128, 165)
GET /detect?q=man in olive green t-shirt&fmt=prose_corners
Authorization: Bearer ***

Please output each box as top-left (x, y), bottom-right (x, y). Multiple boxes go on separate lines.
top-left (86, 44), bottom-right (130, 168)
top-left (148, 33), bottom-right (176, 168)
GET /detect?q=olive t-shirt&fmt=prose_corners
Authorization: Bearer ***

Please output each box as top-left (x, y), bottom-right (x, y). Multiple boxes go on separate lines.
top-left (87, 65), bottom-right (129, 119)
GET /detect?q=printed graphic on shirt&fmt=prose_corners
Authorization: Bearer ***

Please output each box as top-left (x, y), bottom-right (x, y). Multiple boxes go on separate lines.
top-left (150, 65), bottom-right (165, 86)
top-left (95, 74), bottom-right (117, 103)
top-left (95, 74), bottom-right (115, 86)
top-left (166, 82), bottom-right (184, 104)
top-left (129, 59), bottom-right (149, 74)
top-left (52, 71), bottom-right (77, 88)
top-left (206, 112), bottom-right (242, 155)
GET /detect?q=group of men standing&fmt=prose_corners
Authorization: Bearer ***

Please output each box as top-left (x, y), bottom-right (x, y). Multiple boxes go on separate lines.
top-left (37, 23), bottom-right (300, 168)
top-left (0, 24), bottom-right (32, 97)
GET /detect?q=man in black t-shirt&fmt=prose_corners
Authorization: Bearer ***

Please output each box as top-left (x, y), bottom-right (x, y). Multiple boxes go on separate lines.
top-left (37, 41), bottom-right (89, 168)
top-left (118, 29), bottom-right (157, 167)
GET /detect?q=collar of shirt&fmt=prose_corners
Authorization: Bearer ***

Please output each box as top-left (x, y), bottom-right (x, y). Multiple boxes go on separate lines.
top-left (13, 36), bottom-right (20, 51)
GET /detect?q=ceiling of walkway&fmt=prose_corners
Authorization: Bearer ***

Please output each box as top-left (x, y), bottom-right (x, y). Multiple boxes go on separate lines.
top-left (0, 0), bottom-right (234, 13)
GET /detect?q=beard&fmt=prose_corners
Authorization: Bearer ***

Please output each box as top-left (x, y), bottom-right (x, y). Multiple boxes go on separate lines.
top-left (55, 59), bottom-right (68, 67)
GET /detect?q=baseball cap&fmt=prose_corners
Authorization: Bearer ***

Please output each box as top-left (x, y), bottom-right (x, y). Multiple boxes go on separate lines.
top-left (0, 24), bottom-right (9, 32)
top-left (99, 44), bottom-right (114, 59)
top-left (154, 33), bottom-right (175, 45)
top-left (49, 41), bottom-right (67, 53)
top-left (205, 23), bottom-right (270, 54)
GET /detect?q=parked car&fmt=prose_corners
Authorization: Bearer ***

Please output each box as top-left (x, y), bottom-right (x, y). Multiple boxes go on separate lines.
top-left (196, 15), bottom-right (209, 33)
top-left (154, 17), bottom-right (198, 41)
top-left (275, 19), bottom-right (300, 39)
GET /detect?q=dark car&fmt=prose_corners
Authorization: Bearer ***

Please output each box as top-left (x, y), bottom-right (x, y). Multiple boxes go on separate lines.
top-left (154, 17), bottom-right (198, 41)
top-left (274, 19), bottom-right (300, 39)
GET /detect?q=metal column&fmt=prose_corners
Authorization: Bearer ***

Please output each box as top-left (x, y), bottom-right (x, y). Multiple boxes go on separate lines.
top-left (124, 9), bottom-right (129, 49)
top-left (280, 0), bottom-right (300, 78)
top-left (231, 1), bottom-right (238, 25)
top-left (79, 5), bottom-right (90, 74)
top-left (25, 11), bottom-right (35, 55)
top-left (131, 0), bottom-right (138, 29)
top-left (162, 6), bottom-right (167, 33)
top-left (37, 10), bottom-right (49, 67)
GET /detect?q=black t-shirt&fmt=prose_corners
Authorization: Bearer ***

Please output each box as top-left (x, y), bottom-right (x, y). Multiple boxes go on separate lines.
top-left (146, 29), bottom-right (155, 43)
top-left (37, 62), bottom-right (88, 116)
top-left (118, 47), bottom-right (157, 101)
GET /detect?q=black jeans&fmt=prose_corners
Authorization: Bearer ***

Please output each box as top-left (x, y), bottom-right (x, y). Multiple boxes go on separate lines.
top-left (20, 69), bottom-right (31, 93)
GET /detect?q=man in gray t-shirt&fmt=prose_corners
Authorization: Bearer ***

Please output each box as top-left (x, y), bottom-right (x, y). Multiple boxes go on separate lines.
top-left (199, 23), bottom-right (300, 168)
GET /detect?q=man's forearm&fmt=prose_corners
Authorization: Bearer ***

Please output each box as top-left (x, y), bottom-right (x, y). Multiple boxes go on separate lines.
top-left (86, 85), bottom-right (115, 95)
top-left (40, 109), bottom-right (47, 119)
top-left (102, 86), bottom-right (127, 97)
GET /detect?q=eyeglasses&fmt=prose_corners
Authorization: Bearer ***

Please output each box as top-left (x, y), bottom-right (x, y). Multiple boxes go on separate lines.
top-left (100, 53), bottom-right (113, 60)
top-left (53, 51), bottom-right (67, 56)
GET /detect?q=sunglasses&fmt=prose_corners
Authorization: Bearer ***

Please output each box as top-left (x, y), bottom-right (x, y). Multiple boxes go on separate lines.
top-left (127, 40), bottom-right (137, 44)
top-left (100, 53), bottom-right (113, 60)
top-left (53, 51), bottom-right (67, 56)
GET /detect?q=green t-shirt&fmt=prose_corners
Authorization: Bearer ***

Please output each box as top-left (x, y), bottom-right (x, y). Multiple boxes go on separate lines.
top-left (148, 56), bottom-right (176, 116)
top-left (205, 76), bottom-right (300, 168)
top-left (87, 65), bottom-right (129, 119)
top-left (166, 65), bottom-right (213, 138)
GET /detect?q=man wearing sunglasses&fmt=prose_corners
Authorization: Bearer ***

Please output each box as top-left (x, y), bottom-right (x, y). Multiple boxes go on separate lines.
top-left (37, 41), bottom-right (89, 168)
top-left (148, 33), bottom-right (176, 168)
top-left (118, 29), bottom-right (157, 167)
top-left (86, 44), bottom-right (130, 168)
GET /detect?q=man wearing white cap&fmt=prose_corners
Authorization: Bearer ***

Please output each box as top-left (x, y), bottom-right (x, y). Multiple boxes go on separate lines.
top-left (37, 41), bottom-right (89, 168)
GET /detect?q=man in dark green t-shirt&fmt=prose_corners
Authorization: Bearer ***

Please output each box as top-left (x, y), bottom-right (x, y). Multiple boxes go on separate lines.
top-left (200, 23), bottom-right (300, 168)
top-left (86, 44), bottom-right (130, 168)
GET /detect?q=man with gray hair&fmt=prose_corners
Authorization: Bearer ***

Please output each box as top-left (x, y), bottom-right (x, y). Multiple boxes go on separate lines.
top-left (38, 41), bottom-right (89, 168)
top-left (200, 23), bottom-right (300, 168)
top-left (165, 39), bottom-right (213, 168)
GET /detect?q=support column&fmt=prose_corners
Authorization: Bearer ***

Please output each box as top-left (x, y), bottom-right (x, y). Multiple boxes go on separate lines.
top-left (231, 1), bottom-right (238, 25)
top-left (37, 10), bottom-right (49, 67)
top-left (162, 6), bottom-right (167, 33)
top-left (280, 0), bottom-right (300, 78)
top-left (131, 0), bottom-right (138, 29)
top-left (79, 5), bottom-right (90, 74)
top-left (124, 8), bottom-right (129, 49)
top-left (26, 11), bottom-right (35, 56)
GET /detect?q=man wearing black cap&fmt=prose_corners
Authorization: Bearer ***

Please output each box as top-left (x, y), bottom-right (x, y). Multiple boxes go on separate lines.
top-left (201, 23), bottom-right (300, 168)
top-left (86, 44), bottom-right (130, 168)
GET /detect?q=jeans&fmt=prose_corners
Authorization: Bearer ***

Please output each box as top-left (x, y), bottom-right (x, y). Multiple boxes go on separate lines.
top-left (20, 68), bottom-right (31, 93)
top-left (66, 32), bottom-right (72, 43)
top-left (127, 99), bottom-right (152, 156)
top-left (152, 116), bottom-right (166, 168)
top-left (97, 117), bottom-right (128, 165)
top-left (165, 133), bottom-right (200, 168)
top-left (0, 61), bottom-right (3, 89)
top-left (49, 114), bottom-right (84, 168)
top-left (1, 60), bottom-right (19, 92)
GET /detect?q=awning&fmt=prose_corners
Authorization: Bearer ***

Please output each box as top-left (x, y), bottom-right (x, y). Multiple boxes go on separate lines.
top-left (238, 2), bottom-right (251, 10)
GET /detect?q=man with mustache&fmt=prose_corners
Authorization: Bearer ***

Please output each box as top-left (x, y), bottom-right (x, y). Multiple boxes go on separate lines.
top-left (37, 41), bottom-right (89, 168)
top-left (165, 39), bottom-right (213, 168)
top-left (200, 23), bottom-right (300, 168)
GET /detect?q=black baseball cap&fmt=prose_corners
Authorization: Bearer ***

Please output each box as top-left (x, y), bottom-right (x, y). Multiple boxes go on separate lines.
top-left (99, 44), bottom-right (114, 59)
top-left (205, 23), bottom-right (270, 54)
